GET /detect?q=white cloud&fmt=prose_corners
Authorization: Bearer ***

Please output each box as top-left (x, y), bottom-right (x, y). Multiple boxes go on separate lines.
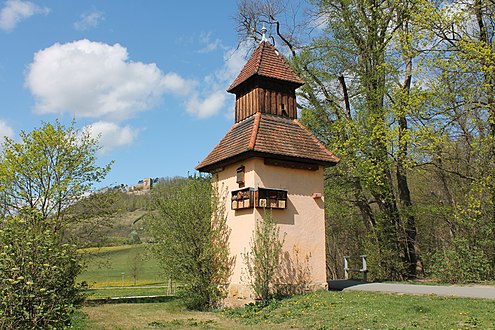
top-left (25, 36), bottom-right (250, 124)
top-left (185, 41), bottom-right (248, 118)
top-left (198, 32), bottom-right (224, 53)
top-left (217, 41), bottom-right (249, 83)
top-left (25, 39), bottom-right (173, 121)
top-left (186, 91), bottom-right (227, 118)
top-left (85, 121), bottom-right (138, 154)
top-left (0, 120), bottom-right (14, 140)
top-left (161, 72), bottom-right (196, 96)
top-left (74, 9), bottom-right (104, 31)
top-left (310, 12), bottom-right (329, 31)
top-left (0, 0), bottom-right (49, 32)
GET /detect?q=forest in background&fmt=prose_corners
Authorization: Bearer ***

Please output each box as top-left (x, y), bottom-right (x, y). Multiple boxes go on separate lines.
top-left (236, 0), bottom-right (495, 282)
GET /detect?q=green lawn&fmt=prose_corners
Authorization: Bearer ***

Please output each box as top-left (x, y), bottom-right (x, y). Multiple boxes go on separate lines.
top-left (79, 244), bottom-right (165, 288)
top-left (75, 290), bottom-right (495, 329)
top-left (77, 245), bottom-right (495, 329)
top-left (86, 286), bottom-right (170, 299)
top-left (223, 290), bottom-right (495, 329)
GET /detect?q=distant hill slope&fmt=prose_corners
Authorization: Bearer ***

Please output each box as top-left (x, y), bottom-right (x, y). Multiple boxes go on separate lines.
top-left (69, 177), bottom-right (187, 248)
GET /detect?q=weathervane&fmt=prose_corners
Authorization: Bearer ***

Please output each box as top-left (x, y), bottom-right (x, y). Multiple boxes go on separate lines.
top-left (261, 25), bottom-right (268, 42)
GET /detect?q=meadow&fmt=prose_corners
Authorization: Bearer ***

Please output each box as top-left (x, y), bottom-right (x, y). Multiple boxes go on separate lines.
top-left (75, 290), bottom-right (495, 329)
top-left (79, 245), bottom-right (165, 288)
top-left (76, 245), bottom-right (495, 329)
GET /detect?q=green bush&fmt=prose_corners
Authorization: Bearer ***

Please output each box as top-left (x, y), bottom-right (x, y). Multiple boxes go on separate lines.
top-left (430, 237), bottom-right (494, 283)
top-left (243, 210), bottom-right (285, 301)
top-left (364, 236), bottom-right (406, 281)
top-left (146, 177), bottom-right (234, 310)
top-left (0, 217), bottom-right (85, 329)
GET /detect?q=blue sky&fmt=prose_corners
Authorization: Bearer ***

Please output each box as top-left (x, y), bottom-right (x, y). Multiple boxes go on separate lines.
top-left (0, 0), bottom-right (252, 188)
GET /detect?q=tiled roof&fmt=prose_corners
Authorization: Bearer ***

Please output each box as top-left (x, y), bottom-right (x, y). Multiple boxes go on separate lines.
top-left (227, 41), bottom-right (304, 93)
top-left (195, 113), bottom-right (340, 172)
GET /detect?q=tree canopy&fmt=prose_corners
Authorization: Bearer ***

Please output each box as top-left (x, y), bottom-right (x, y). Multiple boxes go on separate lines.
top-left (0, 120), bottom-right (112, 230)
top-left (236, 0), bottom-right (495, 281)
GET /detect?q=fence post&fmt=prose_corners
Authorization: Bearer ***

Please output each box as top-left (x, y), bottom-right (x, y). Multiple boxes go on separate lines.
top-left (167, 278), bottom-right (172, 295)
top-left (360, 255), bottom-right (368, 282)
top-left (344, 256), bottom-right (349, 279)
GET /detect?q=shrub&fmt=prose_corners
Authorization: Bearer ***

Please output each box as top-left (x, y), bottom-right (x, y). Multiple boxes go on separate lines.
top-left (0, 216), bottom-right (85, 329)
top-left (430, 237), bottom-right (494, 283)
top-left (146, 177), bottom-right (234, 310)
top-left (243, 210), bottom-right (285, 301)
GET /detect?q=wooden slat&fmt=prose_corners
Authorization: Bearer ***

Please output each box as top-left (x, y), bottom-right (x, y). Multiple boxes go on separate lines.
top-left (251, 88), bottom-right (260, 115)
top-left (289, 94), bottom-right (295, 118)
top-left (235, 98), bottom-right (239, 122)
top-left (239, 93), bottom-right (244, 121)
top-left (265, 89), bottom-right (271, 113)
top-left (250, 90), bottom-right (254, 116)
top-left (243, 92), bottom-right (247, 120)
top-left (271, 90), bottom-right (276, 114)
top-left (282, 94), bottom-right (288, 116)
top-left (260, 88), bottom-right (265, 112)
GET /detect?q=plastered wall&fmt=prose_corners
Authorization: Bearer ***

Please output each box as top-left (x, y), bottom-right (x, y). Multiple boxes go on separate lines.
top-left (214, 157), bottom-right (327, 298)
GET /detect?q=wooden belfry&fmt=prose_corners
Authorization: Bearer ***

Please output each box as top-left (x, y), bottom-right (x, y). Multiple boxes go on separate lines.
top-left (196, 35), bottom-right (339, 301)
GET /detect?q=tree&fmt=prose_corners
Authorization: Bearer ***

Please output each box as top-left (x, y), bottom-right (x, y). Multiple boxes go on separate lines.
top-left (411, 0), bottom-right (495, 280)
top-left (146, 176), bottom-right (234, 310)
top-left (64, 188), bottom-right (124, 247)
top-left (236, 0), bottom-right (495, 282)
top-left (0, 120), bottom-right (112, 230)
top-left (237, 0), bottom-right (423, 279)
top-left (0, 120), bottom-right (111, 327)
top-left (243, 210), bottom-right (285, 301)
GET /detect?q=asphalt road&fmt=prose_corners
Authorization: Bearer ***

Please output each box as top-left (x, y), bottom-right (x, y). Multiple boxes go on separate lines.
top-left (328, 280), bottom-right (495, 299)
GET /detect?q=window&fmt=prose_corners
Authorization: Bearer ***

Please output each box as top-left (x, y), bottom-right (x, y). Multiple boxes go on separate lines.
top-left (281, 104), bottom-right (288, 117)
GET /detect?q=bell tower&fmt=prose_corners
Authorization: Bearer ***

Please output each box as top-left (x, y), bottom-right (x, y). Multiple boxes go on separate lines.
top-left (227, 33), bottom-right (303, 122)
top-left (196, 35), bottom-right (339, 303)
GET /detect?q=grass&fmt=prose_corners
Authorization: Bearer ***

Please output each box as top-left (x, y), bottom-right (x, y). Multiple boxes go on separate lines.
top-left (78, 244), bottom-right (165, 288)
top-left (74, 290), bottom-right (495, 329)
top-left (76, 244), bottom-right (495, 328)
top-left (75, 299), bottom-right (252, 330)
top-left (86, 286), bottom-right (170, 299)
top-left (225, 290), bottom-right (495, 329)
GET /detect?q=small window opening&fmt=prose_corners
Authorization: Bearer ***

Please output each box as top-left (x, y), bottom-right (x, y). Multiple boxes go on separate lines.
top-left (281, 104), bottom-right (288, 117)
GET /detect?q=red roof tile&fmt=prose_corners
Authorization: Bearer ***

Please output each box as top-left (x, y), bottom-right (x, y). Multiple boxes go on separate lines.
top-left (227, 41), bottom-right (304, 93)
top-left (195, 113), bottom-right (339, 172)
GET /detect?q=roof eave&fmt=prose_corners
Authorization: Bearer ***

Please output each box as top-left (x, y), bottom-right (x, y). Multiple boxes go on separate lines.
top-left (227, 73), bottom-right (304, 94)
top-left (196, 150), bottom-right (338, 173)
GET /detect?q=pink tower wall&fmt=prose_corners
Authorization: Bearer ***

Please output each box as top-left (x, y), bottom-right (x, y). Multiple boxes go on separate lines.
top-left (214, 157), bottom-right (328, 302)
